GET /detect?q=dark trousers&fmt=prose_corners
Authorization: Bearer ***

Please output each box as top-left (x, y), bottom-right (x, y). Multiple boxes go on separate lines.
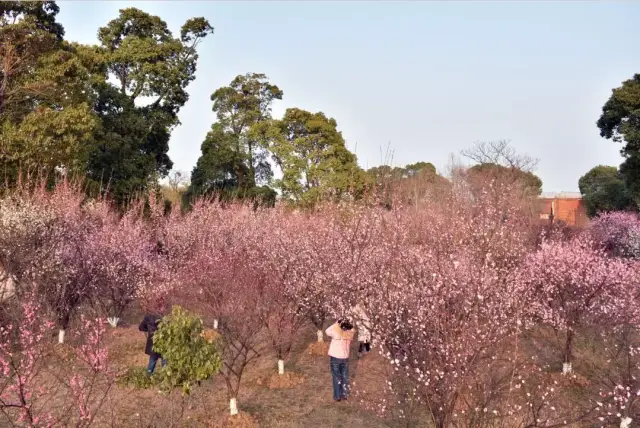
top-left (147, 354), bottom-right (166, 374)
top-left (330, 357), bottom-right (349, 400)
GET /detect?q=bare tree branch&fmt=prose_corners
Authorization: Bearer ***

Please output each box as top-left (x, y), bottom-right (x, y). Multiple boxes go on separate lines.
top-left (461, 140), bottom-right (539, 172)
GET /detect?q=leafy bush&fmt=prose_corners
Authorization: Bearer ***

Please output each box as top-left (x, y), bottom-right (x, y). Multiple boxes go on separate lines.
top-left (117, 366), bottom-right (159, 390)
top-left (152, 305), bottom-right (222, 394)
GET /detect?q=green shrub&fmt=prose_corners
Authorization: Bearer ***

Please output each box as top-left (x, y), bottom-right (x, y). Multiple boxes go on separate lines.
top-left (152, 305), bottom-right (222, 394)
top-left (117, 366), bottom-right (160, 389)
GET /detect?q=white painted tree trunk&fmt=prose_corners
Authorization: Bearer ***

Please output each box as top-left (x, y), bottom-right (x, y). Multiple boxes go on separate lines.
top-left (229, 397), bottom-right (238, 416)
top-left (58, 329), bottom-right (66, 344)
top-left (107, 317), bottom-right (120, 328)
top-left (317, 330), bottom-right (324, 342)
top-left (620, 416), bottom-right (632, 428)
top-left (562, 362), bottom-right (572, 374)
top-left (213, 319), bottom-right (219, 330)
top-left (278, 359), bottom-right (285, 375)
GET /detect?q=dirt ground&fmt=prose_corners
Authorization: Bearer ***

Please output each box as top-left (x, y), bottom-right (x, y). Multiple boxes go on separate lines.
top-left (100, 311), bottom-right (395, 428)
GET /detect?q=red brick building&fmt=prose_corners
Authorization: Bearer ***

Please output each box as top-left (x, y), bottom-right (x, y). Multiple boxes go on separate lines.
top-left (538, 192), bottom-right (589, 227)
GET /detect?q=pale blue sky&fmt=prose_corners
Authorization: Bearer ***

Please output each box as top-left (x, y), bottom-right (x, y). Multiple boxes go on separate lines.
top-left (57, 1), bottom-right (640, 192)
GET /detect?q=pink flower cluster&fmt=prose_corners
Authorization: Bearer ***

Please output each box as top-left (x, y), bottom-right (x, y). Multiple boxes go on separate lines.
top-left (589, 211), bottom-right (640, 259)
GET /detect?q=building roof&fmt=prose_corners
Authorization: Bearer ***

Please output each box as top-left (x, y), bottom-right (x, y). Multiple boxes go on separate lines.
top-left (539, 191), bottom-right (582, 199)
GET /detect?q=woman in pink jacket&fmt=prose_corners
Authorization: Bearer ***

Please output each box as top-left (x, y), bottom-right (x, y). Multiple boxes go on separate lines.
top-left (325, 319), bottom-right (354, 402)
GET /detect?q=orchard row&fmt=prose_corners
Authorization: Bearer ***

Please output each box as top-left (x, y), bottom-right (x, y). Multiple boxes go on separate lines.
top-left (1, 175), bottom-right (639, 427)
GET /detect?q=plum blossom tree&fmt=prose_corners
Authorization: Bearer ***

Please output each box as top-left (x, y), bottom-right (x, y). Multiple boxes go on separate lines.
top-left (0, 181), bottom-right (96, 343)
top-left (279, 213), bottom-right (334, 342)
top-left (284, 204), bottom-right (382, 342)
top-left (578, 215), bottom-right (640, 427)
top-left (257, 280), bottom-right (306, 375)
top-left (157, 199), bottom-right (224, 308)
top-left (162, 200), bottom-right (268, 416)
top-left (0, 296), bottom-right (57, 426)
top-left (212, 260), bottom-right (265, 416)
top-left (591, 325), bottom-right (640, 428)
top-left (0, 197), bottom-right (55, 297)
top-left (253, 210), bottom-right (307, 375)
top-left (515, 236), bottom-right (638, 374)
top-left (0, 294), bottom-right (114, 427)
top-left (589, 211), bottom-right (640, 259)
top-left (325, 177), bottom-right (540, 428)
top-left (202, 206), bottom-right (271, 416)
top-left (85, 203), bottom-right (161, 327)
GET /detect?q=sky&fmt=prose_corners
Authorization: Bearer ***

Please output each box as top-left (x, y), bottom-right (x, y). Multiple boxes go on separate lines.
top-left (57, 1), bottom-right (640, 193)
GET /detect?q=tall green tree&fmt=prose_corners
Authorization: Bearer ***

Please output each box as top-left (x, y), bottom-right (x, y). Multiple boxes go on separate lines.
top-left (467, 163), bottom-right (543, 196)
top-left (366, 165), bottom-right (405, 183)
top-left (0, 1), bottom-right (98, 181)
top-left (578, 165), bottom-right (636, 217)
top-left (366, 162), bottom-right (447, 208)
top-left (189, 73), bottom-right (282, 205)
top-left (367, 162), bottom-right (437, 183)
top-left (1, 1), bottom-right (61, 119)
top-left (0, 1), bottom-right (63, 40)
top-left (262, 107), bottom-right (365, 206)
top-left (86, 8), bottom-right (213, 204)
top-left (597, 74), bottom-right (640, 202)
top-left (403, 161), bottom-right (437, 178)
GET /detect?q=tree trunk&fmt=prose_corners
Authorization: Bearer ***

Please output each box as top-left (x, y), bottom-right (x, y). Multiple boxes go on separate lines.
top-left (621, 417), bottom-right (632, 428)
top-left (563, 329), bottom-right (574, 374)
top-left (278, 359), bottom-right (285, 375)
top-left (229, 397), bottom-right (238, 416)
top-left (107, 317), bottom-right (120, 328)
top-left (213, 319), bottom-right (219, 330)
top-left (58, 313), bottom-right (71, 344)
top-left (317, 330), bottom-right (324, 342)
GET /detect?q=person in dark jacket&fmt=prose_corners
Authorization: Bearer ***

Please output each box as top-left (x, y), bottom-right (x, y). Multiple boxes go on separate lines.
top-left (138, 302), bottom-right (166, 374)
